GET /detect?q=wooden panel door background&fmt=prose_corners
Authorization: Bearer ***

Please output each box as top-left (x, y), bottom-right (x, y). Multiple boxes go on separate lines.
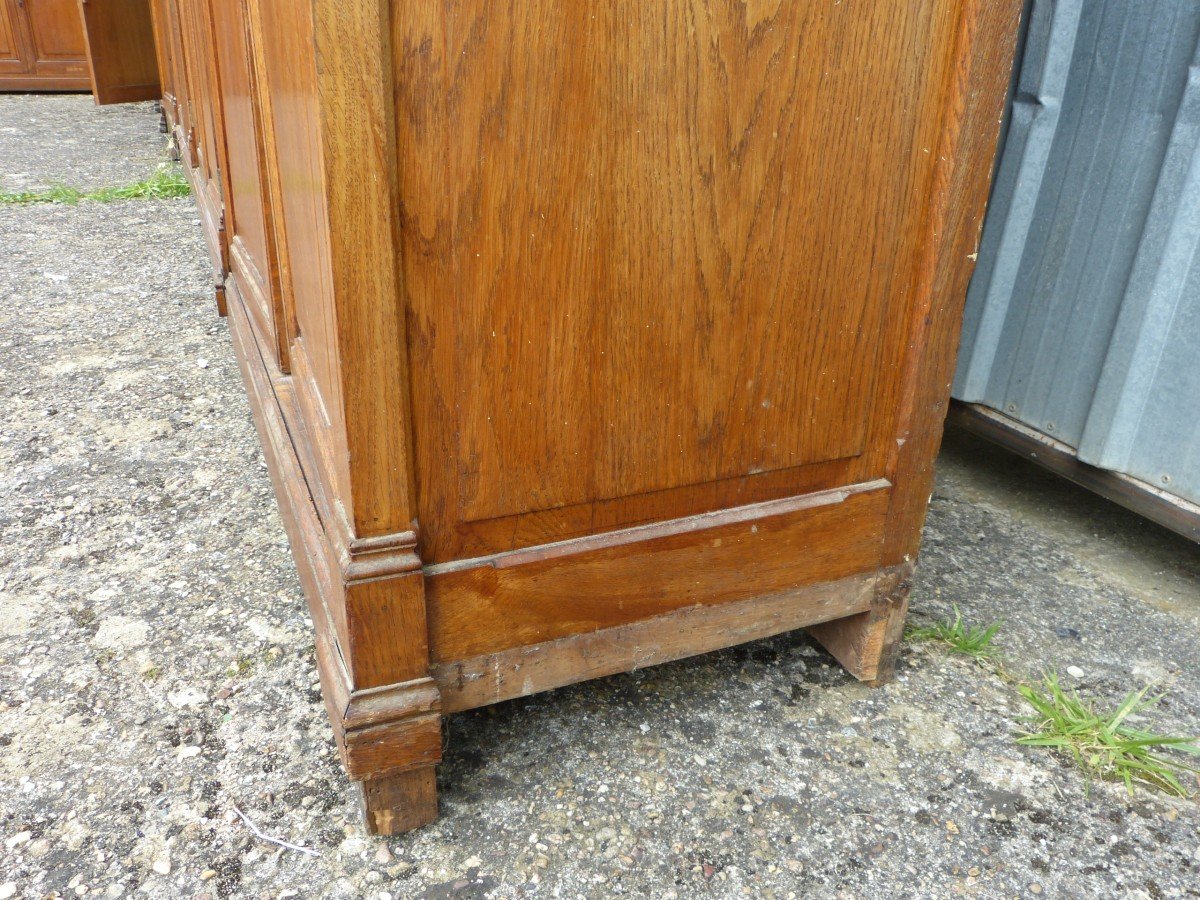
top-left (397, 0), bottom-right (961, 561)
top-left (0, 2), bottom-right (24, 76)
top-left (26, 0), bottom-right (86, 62)
top-left (246, 0), bottom-right (355, 522)
top-left (149, 0), bottom-right (183, 122)
top-left (0, 0), bottom-right (89, 88)
top-left (176, 0), bottom-right (221, 181)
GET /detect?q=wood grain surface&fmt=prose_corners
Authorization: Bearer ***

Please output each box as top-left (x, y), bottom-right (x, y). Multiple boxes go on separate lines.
top-left (435, 569), bottom-right (887, 713)
top-left (396, 0), bottom-right (962, 561)
top-left (78, 0), bottom-right (160, 103)
top-left (427, 483), bottom-right (890, 661)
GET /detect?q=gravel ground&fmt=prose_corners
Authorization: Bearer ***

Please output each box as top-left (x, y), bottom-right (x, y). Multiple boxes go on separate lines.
top-left (2, 94), bottom-right (1199, 900)
top-left (0, 97), bottom-right (165, 194)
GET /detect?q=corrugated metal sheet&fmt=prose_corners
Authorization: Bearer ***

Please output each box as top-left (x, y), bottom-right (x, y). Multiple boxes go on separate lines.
top-left (955, 0), bottom-right (1200, 507)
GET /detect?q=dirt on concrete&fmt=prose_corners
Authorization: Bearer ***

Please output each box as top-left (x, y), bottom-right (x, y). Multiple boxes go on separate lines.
top-left (1, 94), bottom-right (1199, 900)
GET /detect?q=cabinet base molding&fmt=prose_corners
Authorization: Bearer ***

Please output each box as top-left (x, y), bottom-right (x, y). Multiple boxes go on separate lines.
top-left (0, 76), bottom-right (91, 92)
top-left (433, 566), bottom-right (908, 714)
top-left (225, 281), bottom-right (917, 833)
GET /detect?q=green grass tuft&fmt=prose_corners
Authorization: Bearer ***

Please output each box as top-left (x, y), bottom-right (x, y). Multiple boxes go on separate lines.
top-left (88, 166), bottom-right (191, 201)
top-left (0, 166), bottom-right (190, 205)
top-left (1017, 673), bottom-right (1200, 798)
top-left (906, 604), bottom-right (1002, 660)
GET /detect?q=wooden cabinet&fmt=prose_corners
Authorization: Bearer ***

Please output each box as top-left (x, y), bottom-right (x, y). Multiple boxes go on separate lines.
top-left (148, 0), bottom-right (1022, 833)
top-left (0, 0), bottom-right (90, 90)
top-left (77, 0), bottom-right (159, 103)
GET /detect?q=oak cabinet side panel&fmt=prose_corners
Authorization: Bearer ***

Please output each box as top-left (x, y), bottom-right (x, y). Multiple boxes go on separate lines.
top-left (397, 0), bottom-right (964, 560)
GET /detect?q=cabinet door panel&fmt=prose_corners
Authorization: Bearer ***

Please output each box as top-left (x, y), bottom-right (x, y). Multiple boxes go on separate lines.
top-left (0, 2), bottom-right (26, 75)
top-left (27, 0), bottom-right (85, 60)
top-left (211, 0), bottom-right (286, 367)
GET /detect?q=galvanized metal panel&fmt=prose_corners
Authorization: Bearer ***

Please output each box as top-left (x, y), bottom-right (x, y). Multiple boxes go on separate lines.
top-left (954, 0), bottom-right (1200, 507)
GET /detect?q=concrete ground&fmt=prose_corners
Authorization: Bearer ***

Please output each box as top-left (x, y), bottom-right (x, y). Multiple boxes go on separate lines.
top-left (1, 95), bottom-right (1198, 900)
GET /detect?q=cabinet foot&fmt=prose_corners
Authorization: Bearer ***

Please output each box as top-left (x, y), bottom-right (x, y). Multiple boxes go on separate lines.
top-left (808, 573), bottom-right (911, 686)
top-left (359, 768), bottom-right (439, 836)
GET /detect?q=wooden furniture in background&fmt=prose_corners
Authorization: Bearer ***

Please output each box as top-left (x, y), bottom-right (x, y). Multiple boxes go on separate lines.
top-left (140, 0), bottom-right (1022, 833)
top-left (0, 0), bottom-right (90, 91)
top-left (77, 0), bottom-right (159, 103)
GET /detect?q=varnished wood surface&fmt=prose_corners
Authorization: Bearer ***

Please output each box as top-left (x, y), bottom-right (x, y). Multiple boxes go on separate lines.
top-left (148, 0), bottom-right (186, 134)
top-left (0, 3), bottom-right (25, 76)
top-left (248, 0), bottom-right (354, 526)
top-left (78, 0), bottom-right (160, 104)
top-left (397, 0), bottom-right (961, 561)
top-left (0, 0), bottom-right (89, 89)
top-left (210, 0), bottom-right (286, 368)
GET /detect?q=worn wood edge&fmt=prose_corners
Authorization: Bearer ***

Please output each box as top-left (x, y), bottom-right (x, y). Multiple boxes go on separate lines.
top-left (227, 260), bottom-right (418, 581)
top-left (225, 286), bottom-right (442, 781)
top-left (432, 569), bottom-right (892, 714)
top-left (951, 402), bottom-right (1200, 543)
top-left (340, 712), bottom-right (443, 782)
top-left (426, 478), bottom-right (890, 577)
top-left (428, 485), bottom-right (890, 662)
top-left (807, 565), bottom-right (913, 685)
top-left (225, 285), bottom-right (351, 699)
top-left (880, 0), bottom-right (1024, 567)
top-left (359, 767), bottom-right (439, 836)
top-left (310, 0), bottom-right (420, 540)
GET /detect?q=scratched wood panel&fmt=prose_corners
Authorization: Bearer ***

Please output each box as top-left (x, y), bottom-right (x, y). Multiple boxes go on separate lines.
top-left (397, 0), bottom-right (957, 559)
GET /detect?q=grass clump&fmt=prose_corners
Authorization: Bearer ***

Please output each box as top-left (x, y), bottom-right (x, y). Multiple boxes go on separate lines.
top-left (0, 166), bottom-right (189, 205)
top-left (0, 183), bottom-right (85, 204)
top-left (89, 166), bottom-right (190, 201)
top-left (1017, 673), bottom-right (1200, 797)
top-left (906, 604), bottom-right (1002, 661)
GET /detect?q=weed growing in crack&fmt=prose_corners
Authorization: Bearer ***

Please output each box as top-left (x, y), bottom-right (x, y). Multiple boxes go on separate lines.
top-left (1017, 673), bottom-right (1200, 798)
top-left (906, 604), bottom-right (1002, 661)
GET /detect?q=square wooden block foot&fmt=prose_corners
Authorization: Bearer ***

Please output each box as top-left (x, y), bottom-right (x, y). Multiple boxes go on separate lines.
top-left (809, 580), bottom-right (911, 687)
top-left (359, 768), bottom-right (439, 836)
